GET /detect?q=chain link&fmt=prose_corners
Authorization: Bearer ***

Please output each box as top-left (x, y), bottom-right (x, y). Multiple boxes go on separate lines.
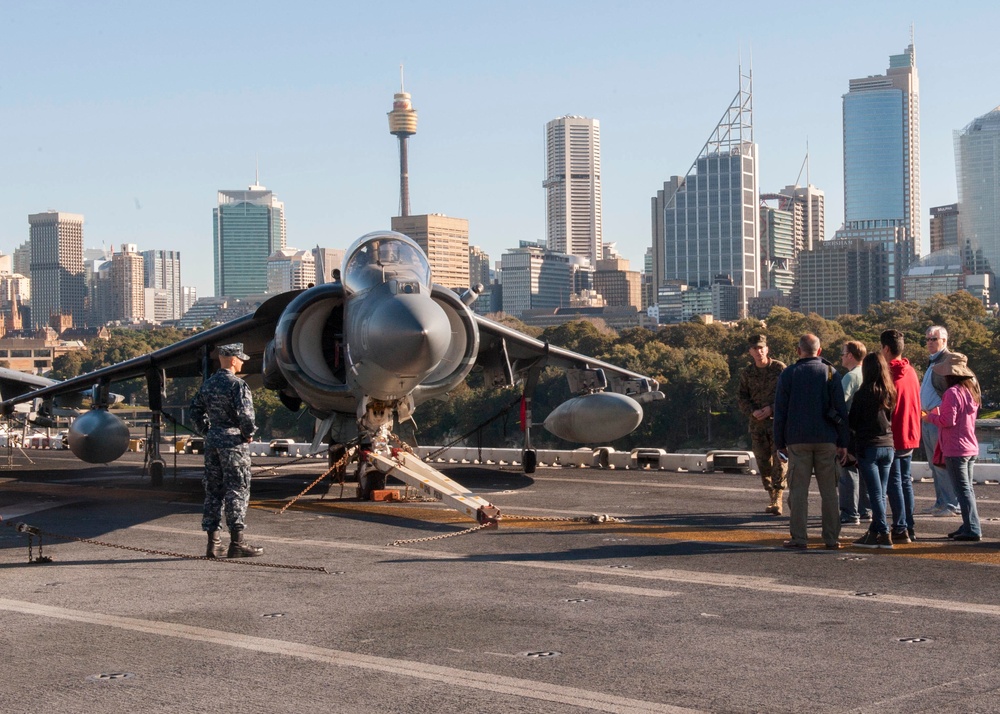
top-left (8, 522), bottom-right (328, 573)
top-left (388, 522), bottom-right (495, 547)
top-left (502, 513), bottom-right (625, 524)
top-left (273, 447), bottom-right (354, 515)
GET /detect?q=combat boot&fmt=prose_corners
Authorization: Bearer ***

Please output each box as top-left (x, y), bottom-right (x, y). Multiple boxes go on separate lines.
top-left (228, 527), bottom-right (264, 558)
top-left (206, 529), bottom-right (226, 558)
top-left (767, 490), bottom-right (783, 516)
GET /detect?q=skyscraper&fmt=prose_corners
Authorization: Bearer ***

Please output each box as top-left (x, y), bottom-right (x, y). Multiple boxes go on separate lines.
top-left (651, 68), bottom-right (758, 321)
top-left (842, 41), bottom-right (921, 259)
top-left (28, 211), bottom-right (86, 329)
top-left (929, 203), bottom-right (960, 253)
top-left (142, 249), bottom-right (182, 321)
top-left (391, 214), bottom-right (470, 290)
top-left (110, 243), bottom-right (146, 322)
top-left (544, 116), bottom-right (603, 265)
top-left (213, 181), bottom-right (286, 298)
top-left (499, 243), bottom-right (590, 318)
top-left (266, 248), bottom-right (315, 293)
top-left (955, 106), bottom-right (1000, 274)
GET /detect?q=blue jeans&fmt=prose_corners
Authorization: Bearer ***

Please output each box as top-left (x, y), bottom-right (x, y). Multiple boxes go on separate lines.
top-left (887, 450), bottom-right (914, 533)
top-left (945, 456), bottom-right (981, 537)
top-left (857, 446), bottom-right (894, 535)
top-left (922, 422), bottom-right (959, 509)
top-left (839, 463), bottom-right (870, 518)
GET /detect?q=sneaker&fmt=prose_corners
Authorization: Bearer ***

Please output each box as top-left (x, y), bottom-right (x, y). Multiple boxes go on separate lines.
top-left (853, 531), bottom-right (880, 549)
top-left (954, 533), bottom-right (982, 542)
top-left (840, 515), bottom-right (861, 525)
top-left (948, 528), bottom-right (967, 539)
top-left (908, 530), bottom-right (916, 542)
top-left (859, 513), bottom-right (872, 522)
top-left (782, 540), bottom-right (807, 549)
top-left (875, 532), bottom-right (894, 549)
top-left (891, 529), bottom-right (911, 544)
top-left (825, 542), bottom-right (845, 550)
top-left (921, 504), bottom-right (941, 514)
top-left (932, 505), bottom-right (960, 517)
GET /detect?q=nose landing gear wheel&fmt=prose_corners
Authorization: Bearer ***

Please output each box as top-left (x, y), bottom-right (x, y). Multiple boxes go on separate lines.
top-left (356, 461), bottom-right (386, 500)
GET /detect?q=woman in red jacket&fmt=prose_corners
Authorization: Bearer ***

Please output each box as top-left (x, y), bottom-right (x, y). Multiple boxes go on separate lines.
top-left (922, 352), bottom-right (982, 541)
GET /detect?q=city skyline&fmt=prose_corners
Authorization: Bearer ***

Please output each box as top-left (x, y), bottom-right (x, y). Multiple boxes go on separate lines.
top-left (3, 2), bottom-right (998, 300)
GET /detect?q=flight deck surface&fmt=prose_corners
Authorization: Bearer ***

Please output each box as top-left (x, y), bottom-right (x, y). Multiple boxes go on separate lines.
top-left (2, 450), bottom-right (999, 713)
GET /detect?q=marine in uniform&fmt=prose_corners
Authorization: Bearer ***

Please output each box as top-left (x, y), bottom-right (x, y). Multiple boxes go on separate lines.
top-left (190, 343), bottom-right (264, 558)
top-left (737, 334), bottom-right (787, 515)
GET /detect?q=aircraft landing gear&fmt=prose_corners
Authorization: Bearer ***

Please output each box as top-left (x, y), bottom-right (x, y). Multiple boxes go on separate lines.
top-left (149, 459), bottom-right (166, 488)
top-left (356, 459), bottom-right (386, 500)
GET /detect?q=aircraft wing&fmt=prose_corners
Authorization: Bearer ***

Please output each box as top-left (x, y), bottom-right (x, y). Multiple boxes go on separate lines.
top-left (0, 290), bottom-right (303, 414)
top-left (472, 314), bottom-right (659, 398)
top-left (0, 367), bottom-right (58, 402)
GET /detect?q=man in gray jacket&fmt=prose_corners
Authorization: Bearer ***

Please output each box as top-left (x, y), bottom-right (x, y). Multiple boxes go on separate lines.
top-left (838, 340), bottom-right (869, 524)
top-left (773, 334), bottom-right (850, 549)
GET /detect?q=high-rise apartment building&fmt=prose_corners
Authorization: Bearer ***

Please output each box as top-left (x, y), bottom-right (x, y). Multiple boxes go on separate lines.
top-left (13, 241), bottom-right (31, 280)
top-left (651, 69), bottom-right (758, 321)
top-left (469, 245), bottom-right (491, 287)
top-left (759, 203), bottom-right (795, 296)
top-left (266, 248), bottom-right (315, 293)
top-left (28, 211), bottom-right (86, 329)
top-left (142, 249), bottom-right (182, 321)
top-left (391, 214), bottom-right (470, 290)
top-left (775, 184), bottom-right (825, 254)
top-left (544, 116), bottom-right (603, 265)
top-left (955, 107), bottom-right (1000, 274)
top-left (213, 182), bottom-right (286, 298)
top-left (842, 42), bottom-right (921, 259)
top-left (111, 244), bottom-right (146, 322)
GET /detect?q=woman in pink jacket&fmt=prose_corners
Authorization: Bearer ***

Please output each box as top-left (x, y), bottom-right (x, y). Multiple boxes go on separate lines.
top-left (922, 352), bottom-right (982, 541)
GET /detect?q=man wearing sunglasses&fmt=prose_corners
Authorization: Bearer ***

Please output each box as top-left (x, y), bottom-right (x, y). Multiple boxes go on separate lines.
top-left (920, 326), bottom-right (961, 516)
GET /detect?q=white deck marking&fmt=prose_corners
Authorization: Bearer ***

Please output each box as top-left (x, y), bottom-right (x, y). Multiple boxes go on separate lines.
top-left (0, 499), bottom-right (79, 520)
top-left (0, 598), bottom-right (703, 714)
top-left (575, 582), bottom-right (681, 598)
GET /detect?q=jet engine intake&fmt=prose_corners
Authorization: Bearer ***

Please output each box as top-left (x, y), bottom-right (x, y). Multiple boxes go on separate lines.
top-left (269, 283), bottom-right (351, 415)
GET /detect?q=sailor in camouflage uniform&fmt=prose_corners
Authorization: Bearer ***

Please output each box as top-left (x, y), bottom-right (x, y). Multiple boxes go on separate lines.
top-left (737, 334), bottom-right (787, 515)
top-left (190, 343), bottom-right (264, 558)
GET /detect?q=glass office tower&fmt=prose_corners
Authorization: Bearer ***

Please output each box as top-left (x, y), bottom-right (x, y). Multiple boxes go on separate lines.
top-left (651, 68), bottom-right (757, 320)
top-left (955, 106), bottom-right (1000, 276)
top-left (213, 183), bottom-right (286, 298)
top-left (842, 42), bottom-right (920, 259)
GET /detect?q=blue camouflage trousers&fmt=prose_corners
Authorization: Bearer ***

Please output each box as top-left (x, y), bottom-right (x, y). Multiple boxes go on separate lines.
top-left (202, 444), bottom-right (252, 532)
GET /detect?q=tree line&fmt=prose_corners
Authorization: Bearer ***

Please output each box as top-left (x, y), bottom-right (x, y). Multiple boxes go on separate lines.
top-left (47, 290), bottom-right (999, 448)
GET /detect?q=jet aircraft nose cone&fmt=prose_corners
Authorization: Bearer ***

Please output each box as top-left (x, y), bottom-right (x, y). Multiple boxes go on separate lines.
top-left (367, 294), bottom-right (451, 375)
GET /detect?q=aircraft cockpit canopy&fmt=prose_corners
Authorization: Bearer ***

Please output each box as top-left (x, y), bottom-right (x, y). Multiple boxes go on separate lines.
top-left (342, 231), bottom-right (432, 294)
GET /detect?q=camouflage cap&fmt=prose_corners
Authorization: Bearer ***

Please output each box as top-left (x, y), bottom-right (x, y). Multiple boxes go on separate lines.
top-left (218, 343), bottom-right (250, 360)
top-left (748, 334), bottom-right (767, 348)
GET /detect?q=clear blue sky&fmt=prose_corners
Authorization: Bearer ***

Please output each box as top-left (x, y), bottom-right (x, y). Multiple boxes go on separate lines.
top-left (2, 1), bottom-right (997, 299)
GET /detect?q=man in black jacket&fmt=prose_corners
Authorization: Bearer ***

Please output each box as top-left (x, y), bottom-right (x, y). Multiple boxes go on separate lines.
top-left (773, 334), bottom-right (850, 549)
